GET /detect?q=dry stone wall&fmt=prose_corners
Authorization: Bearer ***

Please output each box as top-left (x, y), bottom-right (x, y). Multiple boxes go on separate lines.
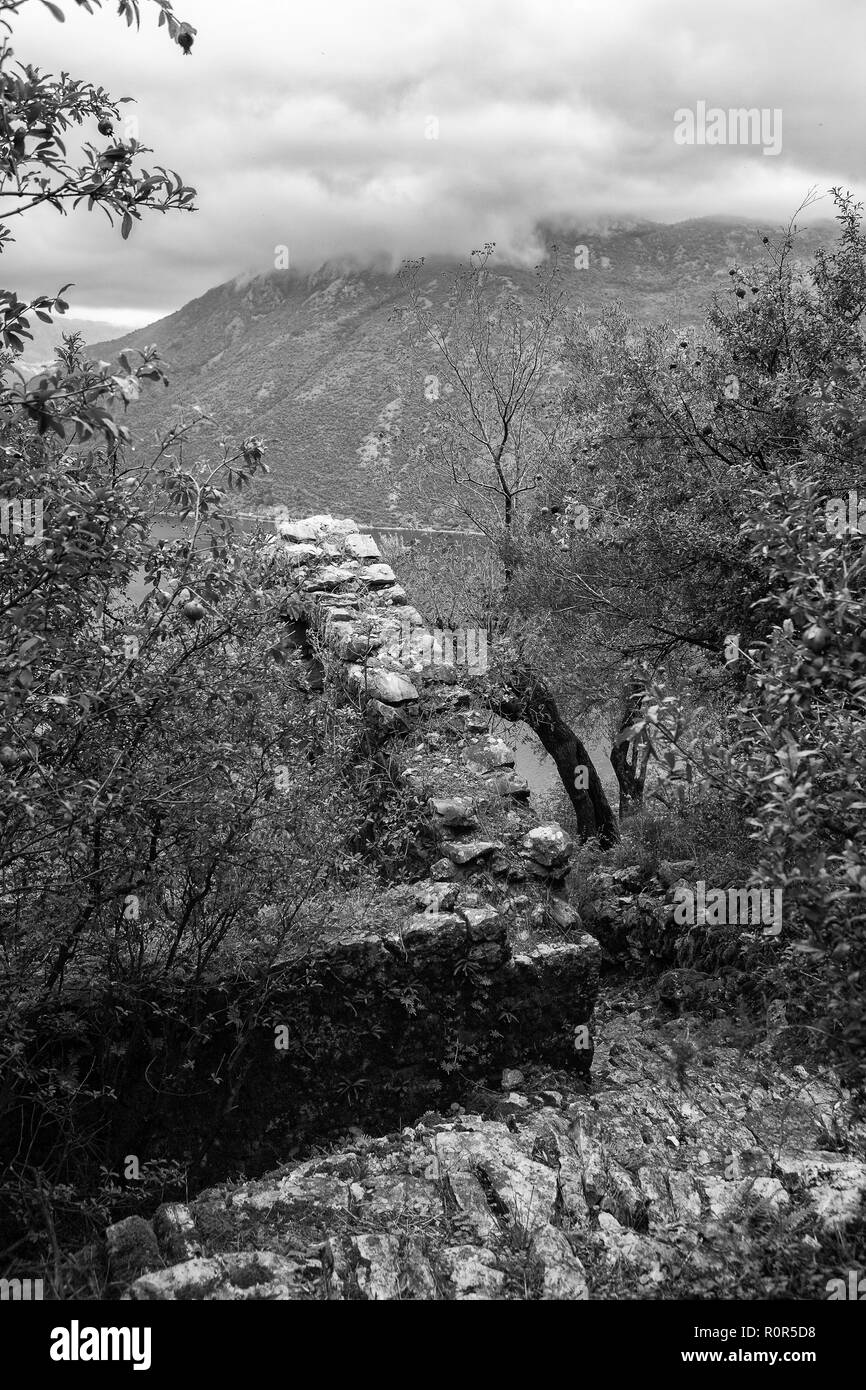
top-left (27, 515), bottom-right (601, 1197)
top-left (255, 512), bottom-right (602, 1084)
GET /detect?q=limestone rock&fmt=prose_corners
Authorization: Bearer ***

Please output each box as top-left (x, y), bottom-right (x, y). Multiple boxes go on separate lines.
top-left (337, 629), bottom-right (381, 660)
top-left (484, 771), bottom-right (531, 799)
top-left (532, 899), bottom-right (582, 933)
top-left (353, 1235), bottom-right (434, 1300)
top-left (446, 1172), bottom-right (499, 1238)
top-left (350, 1234), bottom-right (401, 1300)
top-left (529, 1226), bottom-right (588, 1300)
top-left (443, 839), bottom-right (504, 865)
top-left (520, 824), bottom-right (575, 871)
top-left (317, 517), bottom-right (360, 538)
top-left (343, 533), bottom-right (381, 560)
top-left (282, 542), bottom-right (320, 566)
top-left (276, 517), bottom-right (316, 542)
top-left (304, 564), bottom-right (355, 591)
top-left (357, 563), bottom-right (397, 586)
top-left (322, 604), bottom-right (361, 627)
top-left (404, 912), bottom-right (465, 944)
top-left (773, 1153), bottom-right (866, 1226)
top-left (429, 796), bottom-right (479, 830)
top-left (461, 905), bottom-right (500, 938)
top-left (430, 857), bottom-right (454, 880)
top-left (278, 515), bottom-right (358, 543)
top-left (437, 1245), bottom-right (506, 1299)
top-left (666, 1170), bottom-right (704, 1221)
top-left (464, 737), bottom-right (516, 772)
top-left (539, 1090), bottom-right (564, 1109)
top-left (364, 698), bottom-right (411, 732)
top-left (345, 664), bottom-right (419, 705)
top-left (129, 1251), bottom-right (307, 1301)
top-left (548, 899), bottom-right (583, 932)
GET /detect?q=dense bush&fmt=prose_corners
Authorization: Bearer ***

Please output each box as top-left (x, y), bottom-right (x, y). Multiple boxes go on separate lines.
top-left (613, 197), bottom-right (866, 1082)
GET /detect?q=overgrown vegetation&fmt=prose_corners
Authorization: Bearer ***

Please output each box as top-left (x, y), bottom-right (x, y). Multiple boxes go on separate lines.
top-left (0, 0), bottom-right (432, 1274)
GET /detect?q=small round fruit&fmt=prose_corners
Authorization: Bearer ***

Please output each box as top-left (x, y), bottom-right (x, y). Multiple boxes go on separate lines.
top-left (183, 601), bottom-right (206, 622)
top-left (803, 624), bottom-right (830, 653)
top-left (0, 746), bottom-right (20, 767)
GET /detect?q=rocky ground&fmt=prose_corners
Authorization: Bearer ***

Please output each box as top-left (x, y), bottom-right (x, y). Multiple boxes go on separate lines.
top-left (94, 986), bottom-right (866, 1301)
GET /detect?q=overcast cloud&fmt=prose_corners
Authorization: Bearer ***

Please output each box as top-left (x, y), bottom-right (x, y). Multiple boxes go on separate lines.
top-left (5, 0), bottom-right (865, 325)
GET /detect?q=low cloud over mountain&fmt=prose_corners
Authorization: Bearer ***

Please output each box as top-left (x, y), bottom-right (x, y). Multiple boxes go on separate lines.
top-left (6, 0), bottom-right (863, 321)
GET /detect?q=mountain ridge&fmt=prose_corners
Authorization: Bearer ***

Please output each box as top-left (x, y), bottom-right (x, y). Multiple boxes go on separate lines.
top-left (85, 215), bottom-right (838, 522)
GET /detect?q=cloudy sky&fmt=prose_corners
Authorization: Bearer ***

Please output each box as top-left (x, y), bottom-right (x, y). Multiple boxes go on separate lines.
top-left (6, 0), bottom-right (865, 326)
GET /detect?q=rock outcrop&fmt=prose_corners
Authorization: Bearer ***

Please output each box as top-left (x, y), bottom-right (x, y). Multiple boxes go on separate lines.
top-left (105, 993), bottom-right (866, 1300)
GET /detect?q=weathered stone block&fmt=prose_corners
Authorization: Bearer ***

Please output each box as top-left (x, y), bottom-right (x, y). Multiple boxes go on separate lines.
top-left (343, 533), bottom-right (381, 561)
top-left (429, 796), bottom-right (479, 830)
top-left (519, 824), bottom-right (575, 870)
top-left (345, 664), bottom-right (419, 705)
top-left (443, 840), bottom-right (504, 866)
top-left (464, 737), bottom-right (515, 771)
top-left (357, 563), bottom-right (397, 586)
top-left (282, 542), bottom-right (320, 566)
top-left (460, 905), bottom-right (500, 939)
top-left (303, 564), bottom-right (355, 591)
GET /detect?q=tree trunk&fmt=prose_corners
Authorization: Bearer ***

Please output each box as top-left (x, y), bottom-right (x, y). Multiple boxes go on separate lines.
top-left (503, 489), bottom-right (514, 587)
top-left (610, 738), bottom-right (647, 818)
top-left (492, 668), bottom-right (619, 848)
top-left (610, 682), bottom-right (649, 819)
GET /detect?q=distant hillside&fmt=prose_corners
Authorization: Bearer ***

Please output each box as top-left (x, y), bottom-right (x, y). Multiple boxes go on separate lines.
top-left (20, 315), bottom-right (138, 373)
top-left (89, 217), bottom-right (837, 524)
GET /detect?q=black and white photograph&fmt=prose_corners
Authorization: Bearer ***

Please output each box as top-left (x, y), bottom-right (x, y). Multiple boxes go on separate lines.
top-left (1, 0), bottom-right (865, 1361)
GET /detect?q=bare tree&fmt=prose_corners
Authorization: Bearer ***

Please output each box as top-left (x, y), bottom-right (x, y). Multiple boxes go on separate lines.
top-left (398, 244), bottom-right (569, 553)
top-left (397, 245), bottom-right (620, 845)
